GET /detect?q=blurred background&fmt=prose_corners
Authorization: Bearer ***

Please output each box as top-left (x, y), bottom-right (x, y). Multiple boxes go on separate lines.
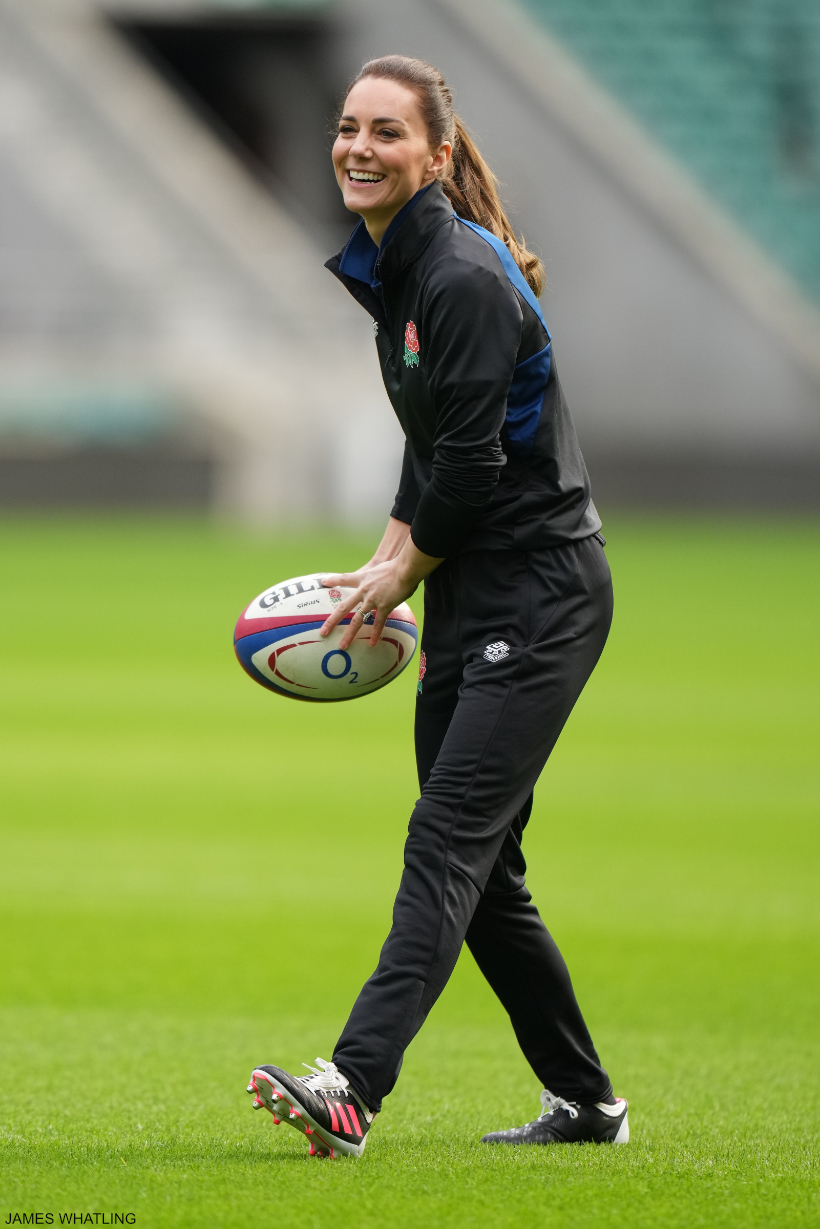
top-left (1, 0), bottom-right (819, 521)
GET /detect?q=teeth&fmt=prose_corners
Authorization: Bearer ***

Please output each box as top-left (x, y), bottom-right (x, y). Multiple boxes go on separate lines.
top-left (349, 170), bottom-right (385, 182)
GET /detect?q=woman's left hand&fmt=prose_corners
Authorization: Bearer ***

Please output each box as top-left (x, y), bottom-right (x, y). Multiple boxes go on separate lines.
top-left (321, 541), bottom-right (443, 650)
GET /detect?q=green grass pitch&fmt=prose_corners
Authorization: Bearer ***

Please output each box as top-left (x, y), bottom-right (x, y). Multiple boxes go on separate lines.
top-left (0, 514), bottom-right (818, 1228)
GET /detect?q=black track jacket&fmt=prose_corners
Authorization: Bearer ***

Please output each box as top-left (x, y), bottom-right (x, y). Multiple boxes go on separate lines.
top-left (326, 182), bottom-right (600, 558)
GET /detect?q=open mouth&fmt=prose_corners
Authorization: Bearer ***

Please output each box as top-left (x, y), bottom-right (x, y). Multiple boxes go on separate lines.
top-left (347, 169), bottom-right (386, 185)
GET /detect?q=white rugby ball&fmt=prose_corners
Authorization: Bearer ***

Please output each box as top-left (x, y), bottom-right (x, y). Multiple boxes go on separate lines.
top-left (233, 572), bottom-right (418, 702)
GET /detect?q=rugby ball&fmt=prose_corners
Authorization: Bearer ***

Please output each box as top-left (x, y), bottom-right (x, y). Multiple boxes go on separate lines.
top-left (234, 573), bottom-right (418, 702)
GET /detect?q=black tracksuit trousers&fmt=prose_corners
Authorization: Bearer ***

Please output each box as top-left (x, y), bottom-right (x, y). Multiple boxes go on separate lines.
top-left (333, 535), bottom-right (614, 1113)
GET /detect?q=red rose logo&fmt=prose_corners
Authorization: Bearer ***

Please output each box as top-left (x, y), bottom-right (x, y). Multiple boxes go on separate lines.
top-left (404, 321), bottom-right (420, 368)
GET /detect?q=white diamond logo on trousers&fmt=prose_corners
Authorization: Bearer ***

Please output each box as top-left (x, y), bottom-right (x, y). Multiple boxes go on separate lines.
top-left (483, 641), bottom-right (510, 662)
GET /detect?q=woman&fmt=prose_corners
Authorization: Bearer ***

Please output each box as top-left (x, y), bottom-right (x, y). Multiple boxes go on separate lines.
top-left (247, 56), bottom-right (627, 1158)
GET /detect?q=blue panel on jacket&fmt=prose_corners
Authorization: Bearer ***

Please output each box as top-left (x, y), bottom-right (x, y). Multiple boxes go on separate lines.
top-left (456, 217), bottom-right (551, 457)
top-left (505, 343), bottom-right (552, 451)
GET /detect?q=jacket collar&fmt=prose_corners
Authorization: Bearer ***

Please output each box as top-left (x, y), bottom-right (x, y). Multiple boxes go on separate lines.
top-left (326, 182), bottom-right (454, 321)
top-left (377, 181), bottom-right (454, 280)
top-left (335, 183), bottom-right (433, 287)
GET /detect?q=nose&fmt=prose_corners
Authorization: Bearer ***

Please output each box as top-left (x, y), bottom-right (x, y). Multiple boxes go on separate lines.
top-left (348, 128), bottom-right (372, 159)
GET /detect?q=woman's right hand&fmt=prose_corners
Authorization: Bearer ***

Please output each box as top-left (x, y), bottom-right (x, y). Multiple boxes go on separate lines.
top-left (321, 539), bottom-right (442, 650)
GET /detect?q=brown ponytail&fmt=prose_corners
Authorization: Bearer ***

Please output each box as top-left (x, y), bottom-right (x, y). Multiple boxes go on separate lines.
top-left (345, 56), bottom-right (544, 297)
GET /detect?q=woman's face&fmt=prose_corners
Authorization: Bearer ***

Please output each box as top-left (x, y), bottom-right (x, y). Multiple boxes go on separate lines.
top-left (332, 77), bottom-right (451, 240)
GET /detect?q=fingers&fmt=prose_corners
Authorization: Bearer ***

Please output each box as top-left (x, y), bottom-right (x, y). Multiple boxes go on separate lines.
top-left (321, 596), bottom-right (383, 651)
top-left (319, 574), bottom-right (391, 650)
top-left (322, 572), bottom-right (361, 588)
top-left (338, 608), bottom-right (365, 651)
top-left (369, 609), bottom-right (387, 647)
top-left (320, 587), bottom-right (363, 638)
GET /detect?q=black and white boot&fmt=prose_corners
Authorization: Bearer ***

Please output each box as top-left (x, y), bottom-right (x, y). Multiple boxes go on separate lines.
top-left (481, 1088), bottom-right (629, 1146)
top-left (247, 1058), bottom-right (374, 1158)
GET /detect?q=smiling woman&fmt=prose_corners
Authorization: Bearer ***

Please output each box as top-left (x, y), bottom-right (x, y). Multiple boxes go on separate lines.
top-left (331, 57), bottom-right (543, 284)
top-left (332, 74), bottom-right (452, 248)
top-left (245, 55), bottom-right (626, 1160)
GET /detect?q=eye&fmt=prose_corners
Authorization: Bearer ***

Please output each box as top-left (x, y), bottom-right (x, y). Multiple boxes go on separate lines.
top-left (378, 128), bottom-right (400, 140)
top-left (338, 124), bottom-right (357, 135)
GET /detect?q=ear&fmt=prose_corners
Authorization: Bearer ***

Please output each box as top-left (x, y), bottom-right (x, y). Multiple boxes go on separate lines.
top-left (429, 141), bottom-right (452, 177)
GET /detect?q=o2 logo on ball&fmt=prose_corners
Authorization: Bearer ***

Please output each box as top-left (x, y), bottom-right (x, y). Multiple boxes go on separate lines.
top-left (234, 573), bottom-right (418, 703)
top-left (321, 649), bottom-right (358, 686)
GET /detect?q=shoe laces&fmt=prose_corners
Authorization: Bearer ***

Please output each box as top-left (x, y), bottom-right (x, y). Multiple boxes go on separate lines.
top-left (300, 1057), bottom-right (349, 1094)
top-left (540, 1088), bottom-right (580, 1120)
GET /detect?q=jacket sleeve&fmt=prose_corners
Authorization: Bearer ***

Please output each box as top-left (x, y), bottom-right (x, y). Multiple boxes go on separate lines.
top-left (390, 441), bottom-right (422, 525)
top-left (410, 258), bottom-right (522, 558)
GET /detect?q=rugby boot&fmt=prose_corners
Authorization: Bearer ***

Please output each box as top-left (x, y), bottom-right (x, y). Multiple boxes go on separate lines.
top-left (481, 1088), bottom-right (628, 1145)
top-left (247, 1057), bottom-right (374, 1158)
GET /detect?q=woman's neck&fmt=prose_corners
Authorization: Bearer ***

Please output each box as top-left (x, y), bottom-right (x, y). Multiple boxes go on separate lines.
top-left (362, 178), bottom-right (435, 248)
top-left (363, 204), bottom-right (404, 250)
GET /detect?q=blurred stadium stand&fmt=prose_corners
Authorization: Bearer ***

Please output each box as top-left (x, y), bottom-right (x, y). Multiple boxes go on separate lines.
top-left (0, 0), bottom-right (397, 520)
top-left (519, 0), bottom-right (820, 308)
top-left (0, 0), bottom-right (818, 514)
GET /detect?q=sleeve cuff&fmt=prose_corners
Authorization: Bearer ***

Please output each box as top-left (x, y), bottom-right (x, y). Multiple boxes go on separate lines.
top-left (409, 484), bottom-right (487, 557)
top-left (390, 498), bottom-right (418, 525)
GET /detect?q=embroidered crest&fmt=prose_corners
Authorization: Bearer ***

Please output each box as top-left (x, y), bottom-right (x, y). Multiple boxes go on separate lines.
top-left (417, 649), bottom-right (427, 694)
top-left (404, 321), bottom-right (420, 368)
top-left (483, 641), bottom-right (510, 663)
